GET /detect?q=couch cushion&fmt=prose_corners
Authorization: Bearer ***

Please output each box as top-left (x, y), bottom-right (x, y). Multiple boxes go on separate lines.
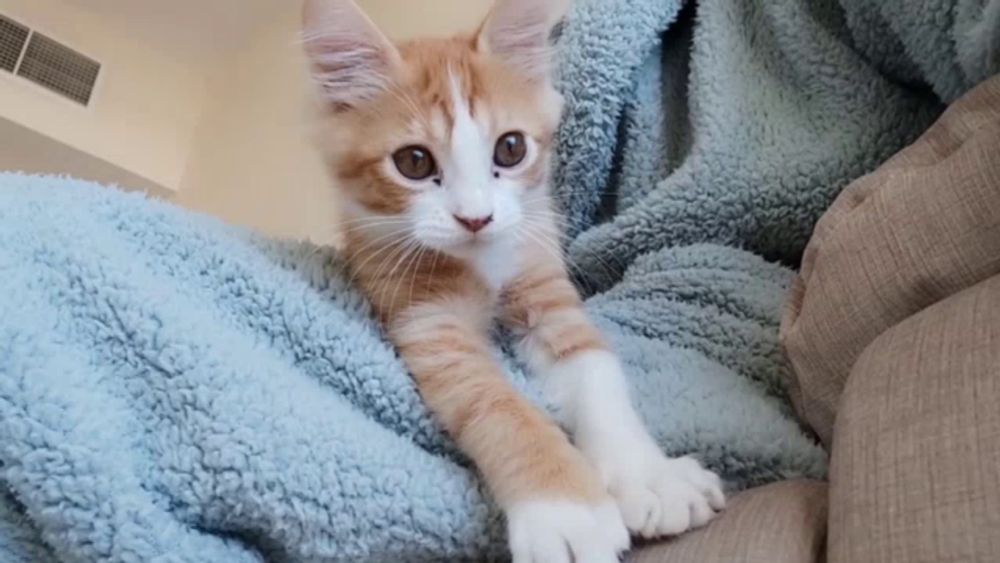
top-left (829, 275), bottom-right (1000, 563)
top-left (780, 75), bottom-right (1000, 446)
top-left (629, 480), bottom-right (827, 563)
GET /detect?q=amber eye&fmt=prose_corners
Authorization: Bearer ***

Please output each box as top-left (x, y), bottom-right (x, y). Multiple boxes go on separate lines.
top-left (494, 132), bottom-right (527, 168)
top-left (392, 145), bottom-right (437, 180)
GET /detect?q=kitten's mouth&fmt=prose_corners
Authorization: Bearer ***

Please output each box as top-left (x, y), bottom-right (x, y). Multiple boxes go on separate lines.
top-left (455, 228), bottom-right (491, 244)
top-left (458, 236), bottom-right (489, 249)
top-left (438, 231), bottom-right (503, 256)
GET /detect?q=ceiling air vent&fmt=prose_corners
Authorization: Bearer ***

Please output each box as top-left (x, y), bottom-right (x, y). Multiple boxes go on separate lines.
top-left (0, 13), bottom-right (101, 106)
top-left (0, 15), bottom-right (29, 73)
top-left (18, 32), bottom-right (101, 106)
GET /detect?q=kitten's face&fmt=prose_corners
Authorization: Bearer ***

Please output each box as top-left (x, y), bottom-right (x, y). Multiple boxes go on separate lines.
top-left (303, 0), bottom-right (566, 259)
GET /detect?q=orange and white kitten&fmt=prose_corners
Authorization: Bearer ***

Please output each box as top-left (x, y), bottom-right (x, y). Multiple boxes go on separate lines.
top-left (302, 0), bottom-right (725, 560)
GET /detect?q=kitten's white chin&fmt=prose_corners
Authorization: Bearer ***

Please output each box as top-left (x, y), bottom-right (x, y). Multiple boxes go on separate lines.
top-left (435, 238), bottom-right (494, 259)
top-left (427, 231), bottom-right (505, 257)
top-left (428, 234), bottom-right (520, 291)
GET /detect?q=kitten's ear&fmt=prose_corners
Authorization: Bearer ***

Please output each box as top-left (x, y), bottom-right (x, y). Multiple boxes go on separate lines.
top-left (302, 0), bottom-right (400, 110)
top-left (476, 0), bottom-right (569, 82)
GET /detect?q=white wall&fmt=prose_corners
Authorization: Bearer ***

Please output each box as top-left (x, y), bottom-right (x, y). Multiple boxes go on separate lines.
top-left (177, 0), bottom-right (494, 245)
top-left (360, 0), bottom-right (493, 40)
top-left (0, 0), bottom-right (207, 192)
top-left (176, 4), bottom-right (336, 244)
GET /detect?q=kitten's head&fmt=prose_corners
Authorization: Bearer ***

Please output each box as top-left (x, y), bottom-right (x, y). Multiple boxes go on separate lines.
top-left (302, 0), bottom-right (567, 259)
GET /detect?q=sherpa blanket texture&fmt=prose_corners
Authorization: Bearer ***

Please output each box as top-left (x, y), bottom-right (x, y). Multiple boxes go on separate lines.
top-left (2, 0), bottom-right (998, 560)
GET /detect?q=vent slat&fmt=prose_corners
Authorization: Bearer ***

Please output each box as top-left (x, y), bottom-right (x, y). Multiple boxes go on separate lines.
top-left (17, 32), bottom-right (101, 106)
top-left (0, 15), bottom-right (29, 73)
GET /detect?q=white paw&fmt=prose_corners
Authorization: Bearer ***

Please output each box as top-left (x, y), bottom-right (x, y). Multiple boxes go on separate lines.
top-left (600, 453), bottom-right (725, 538)
top-left (507, 499), bottom-right (630, 563)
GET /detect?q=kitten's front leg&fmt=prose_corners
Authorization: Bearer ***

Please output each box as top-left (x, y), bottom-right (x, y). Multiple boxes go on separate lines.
top-left (503, 270), bottom-right (726, 539)
top-left (545, 350), bottom-right (726, 537)
top-left (389, 298), bottom-right (628, 563)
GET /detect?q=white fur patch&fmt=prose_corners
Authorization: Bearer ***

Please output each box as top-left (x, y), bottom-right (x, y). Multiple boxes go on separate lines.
top-left (605, 455), bottom-right (725, 538)
top-left (469, 236), bottom-right (521, 292)
top-left (533, 350), bottom-right (637, 428)
top-left (507, 498), bottom-right (628, 563)
top-left (539, 350), bottom-right (727, 538)
top-left (447, 72), bottom-right (494, 221)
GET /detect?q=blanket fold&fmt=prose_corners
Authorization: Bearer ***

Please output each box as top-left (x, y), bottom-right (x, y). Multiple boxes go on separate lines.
top-left (555, 0), bottom-right (998, 294)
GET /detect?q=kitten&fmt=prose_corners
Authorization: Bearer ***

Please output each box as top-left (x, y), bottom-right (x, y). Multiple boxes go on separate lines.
top-left (301, 1), bottom-right (725, 561)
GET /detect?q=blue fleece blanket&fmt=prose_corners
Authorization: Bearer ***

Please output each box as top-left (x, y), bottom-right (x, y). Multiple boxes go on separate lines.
top-left (2, 0), bottom-right (998, 561)
top-left (554, 0), bottom-right (999, 292)
top-left (0, 175), bottom-right (824, 562)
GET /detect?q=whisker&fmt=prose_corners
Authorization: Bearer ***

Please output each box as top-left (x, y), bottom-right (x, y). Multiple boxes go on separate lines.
top-left (376, 237), bottom-right (419, 296)
top-left (344, 227), bottom-right (409, 263)
top-left (517, 228), bottom-right (589, 285)
top-left (519, 217), bottom-right (622, 283)
top-left (333, 216), bottom-right (411, 231)
top-left (404, 245), bottom-right (428, 312)
top-left (519, 209), bottom-right (628, 272)
top-left (425, 248), bottom-right (440, 294)
top-left (345, 232), bottom-right (411, 288)
top-left (389, 242), bottom-right (425, 313)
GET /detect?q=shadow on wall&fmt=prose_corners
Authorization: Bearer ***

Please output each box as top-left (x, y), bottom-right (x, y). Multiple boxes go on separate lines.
top-left (0, 116), bottom-right (172, 199)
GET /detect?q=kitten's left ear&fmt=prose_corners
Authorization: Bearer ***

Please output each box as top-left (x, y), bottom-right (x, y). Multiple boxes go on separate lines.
top-left (476, 0), bottom-right (569, 82)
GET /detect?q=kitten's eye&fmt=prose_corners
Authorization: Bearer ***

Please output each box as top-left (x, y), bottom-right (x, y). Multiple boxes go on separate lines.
top-left (392, 145), bottom-right (437, 180)
top-left (493, 132), bottom-right (527, 168)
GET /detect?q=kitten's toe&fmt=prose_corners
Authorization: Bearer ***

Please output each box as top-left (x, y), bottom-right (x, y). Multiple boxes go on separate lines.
top-left (507, 498), bottom-right (628, 563)
top-left (603, 452), bottom-right (726, 538)
top-left (679, 456), bottom-right (726, 510)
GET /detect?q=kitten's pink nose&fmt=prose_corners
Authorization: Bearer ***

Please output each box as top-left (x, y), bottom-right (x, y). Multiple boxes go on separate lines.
top-left (453, 214), bottom-right (493, 234)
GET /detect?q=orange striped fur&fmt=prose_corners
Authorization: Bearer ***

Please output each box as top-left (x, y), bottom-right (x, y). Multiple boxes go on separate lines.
top-left (304, 3), bottom-right (726, 561)
top-left (303, 0), bottom-right (606, 509)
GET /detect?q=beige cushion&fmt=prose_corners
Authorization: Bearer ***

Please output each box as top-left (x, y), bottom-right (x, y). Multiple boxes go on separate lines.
top-left (829, 276), bottom-right (1000, 563)
top-left (628, 480), bottom-right (827, 563)
top-left (780, 75), bottom-right (1000, 446)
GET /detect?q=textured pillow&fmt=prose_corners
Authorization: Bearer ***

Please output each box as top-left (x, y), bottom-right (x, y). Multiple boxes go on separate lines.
top-left (780, 75), bottom-right (1000, 447)
top-left (829, 276), bottom-right (1000, 563)
top-left (630, 480), bottom-right (827, 563)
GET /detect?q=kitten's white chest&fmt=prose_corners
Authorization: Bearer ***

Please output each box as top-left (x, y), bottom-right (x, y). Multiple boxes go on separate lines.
top-left (469, 238), bottom-right (522, 293)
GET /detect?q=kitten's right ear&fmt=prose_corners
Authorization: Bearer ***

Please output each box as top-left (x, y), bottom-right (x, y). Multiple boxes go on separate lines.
top-left (302, 0), bottom-right (400, 110)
